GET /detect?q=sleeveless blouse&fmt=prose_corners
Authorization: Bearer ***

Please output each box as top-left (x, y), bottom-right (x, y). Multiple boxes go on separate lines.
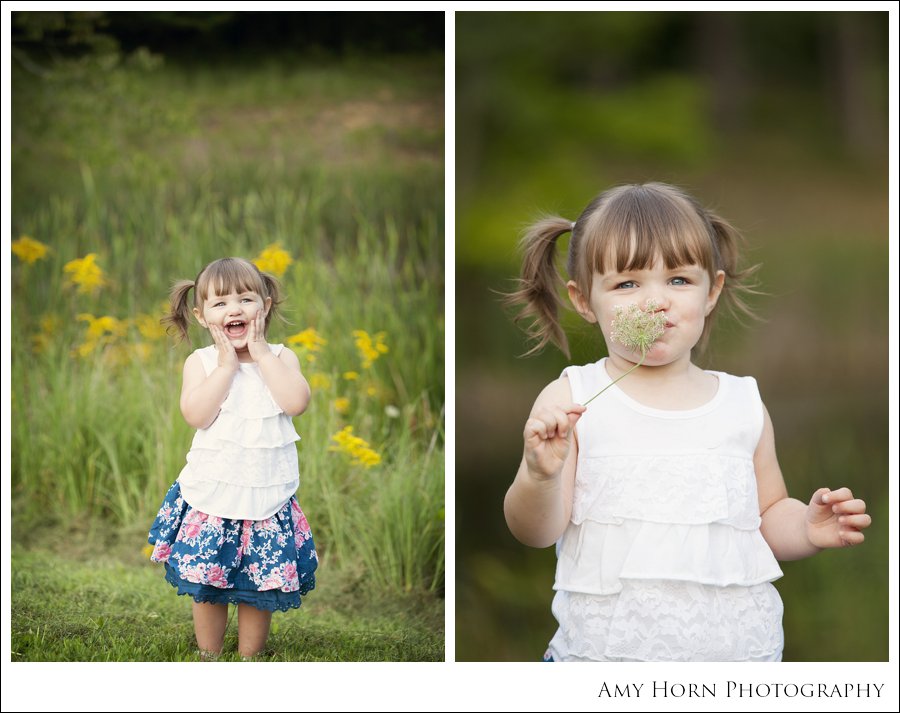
top-left (548, 358), bottom-right (784, 662)
top-left (177, 344), bottom-right (301, 520)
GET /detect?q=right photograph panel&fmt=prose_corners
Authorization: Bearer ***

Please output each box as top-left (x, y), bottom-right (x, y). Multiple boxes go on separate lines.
top-left (455, 10), bottom-right (889, 662)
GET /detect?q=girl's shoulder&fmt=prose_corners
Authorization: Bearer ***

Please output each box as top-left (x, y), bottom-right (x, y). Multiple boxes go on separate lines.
top-left (704, 368), bottom-right (761, 395)
top-left (191, 344), bottom-right (218, 374)
top-left (532, 372), bottom-right (575, 408)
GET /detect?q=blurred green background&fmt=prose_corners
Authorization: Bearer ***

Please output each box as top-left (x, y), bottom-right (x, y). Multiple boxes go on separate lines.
top-left (456, 11), bottom-right (888, 662)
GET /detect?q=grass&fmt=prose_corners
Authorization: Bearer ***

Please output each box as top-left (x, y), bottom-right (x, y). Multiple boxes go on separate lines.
top-left (11, 49), bottom-right (444, 660)
top-left (11, 540), bottom-right (443, 662)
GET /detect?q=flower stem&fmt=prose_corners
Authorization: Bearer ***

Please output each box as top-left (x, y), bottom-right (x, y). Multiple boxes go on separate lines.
top-left (582, 349), bottom-right (647, 407)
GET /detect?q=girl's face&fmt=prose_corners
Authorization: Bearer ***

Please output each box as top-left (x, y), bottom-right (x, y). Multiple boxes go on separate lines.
top-left (193, 289), bottom-right (271, 354)
top-left (568, 255), bottom-right (725, 371)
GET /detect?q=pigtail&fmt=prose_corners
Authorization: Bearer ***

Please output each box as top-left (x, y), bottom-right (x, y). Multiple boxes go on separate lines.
top-left (702, 212), bottom-right (763, 348)
top-left (504, 216), bottom-right (576, 357)
top-left (257, 270), bottom-right (286, 332)
top-left (161, 279), bottom-right (196, 344)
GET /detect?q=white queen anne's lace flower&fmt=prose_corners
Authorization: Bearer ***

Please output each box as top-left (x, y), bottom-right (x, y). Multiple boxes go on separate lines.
top-left (610, 299), bottom-right (667, 353)
top-left (584, 299), bottom-right (667, 406)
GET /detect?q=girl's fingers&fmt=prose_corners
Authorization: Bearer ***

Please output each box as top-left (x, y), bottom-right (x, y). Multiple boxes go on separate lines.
top-left (830, 498), bottom-right (867, 515)
top-left (544, 407), bottom-right (574, 438)
top-left (810, 487), bottom-right (831, 507)
top-left (837, 513), bottom-right (872, 530)
top-left (525, 406), bottom-right (583, 442)
top-left (821, 487), bottom-right (854, 504)
top-left (840, 529), bottom-right (865, 546)
top-left (524, 418), bottom-right (549, 443)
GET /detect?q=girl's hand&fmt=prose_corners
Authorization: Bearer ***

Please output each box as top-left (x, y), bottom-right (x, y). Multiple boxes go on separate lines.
top-left (523, 403), bottom-right (585, 481)
top-left (210, 324), bottom-right (239, 373)
top-left (805, 487), bottom-right (871, 549)
top-left (247, 310), bottom-right (272, 362)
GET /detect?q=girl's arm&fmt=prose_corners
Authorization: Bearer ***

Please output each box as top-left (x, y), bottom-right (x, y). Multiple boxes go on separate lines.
top-left (255, 347), bottom-right (311, 416)
top-left (756, 404), bottom-right (870, 560)
top-left (247, 312), bottom-right (311, 417)
top-left (504, 377), bottom-right (585, 548)
top-left (179, 346), bottom-right (237, 430)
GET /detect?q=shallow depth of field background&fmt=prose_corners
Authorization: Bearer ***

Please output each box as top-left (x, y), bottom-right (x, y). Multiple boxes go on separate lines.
top-left (456, 11), bottom-right (888, 662)
top-left (10, 11), bottom-right (444, 661)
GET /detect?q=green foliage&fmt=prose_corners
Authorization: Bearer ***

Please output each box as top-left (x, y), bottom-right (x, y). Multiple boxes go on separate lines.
top-left (11, 51), bottom-right (444, 613)
top-left (11, 546), bottom-right (443, 661)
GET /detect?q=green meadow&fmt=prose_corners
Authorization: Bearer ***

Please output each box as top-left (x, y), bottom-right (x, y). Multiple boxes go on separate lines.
top-left (11, 49), bottom-right (444, 661)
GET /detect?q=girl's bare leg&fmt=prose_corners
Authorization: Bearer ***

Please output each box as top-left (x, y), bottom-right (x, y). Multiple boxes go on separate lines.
top-left (237, 604), bottom-right (272, 658)
top-left (192, 601), bottom-right (228, 657)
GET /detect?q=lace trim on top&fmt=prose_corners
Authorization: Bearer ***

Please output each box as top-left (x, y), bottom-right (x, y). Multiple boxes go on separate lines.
top-left (548, 583), bottom-right (783, 662)
top-left (573, 453), bottom-right (760, 528)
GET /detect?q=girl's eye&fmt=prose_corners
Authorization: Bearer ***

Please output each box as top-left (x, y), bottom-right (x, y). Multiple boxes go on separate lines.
top-left (213, 302), bottom-right (225, 307)
top-left (616, 281), bottom-right (636, 289)
top-left (671, 277), bottom-right (690, 286)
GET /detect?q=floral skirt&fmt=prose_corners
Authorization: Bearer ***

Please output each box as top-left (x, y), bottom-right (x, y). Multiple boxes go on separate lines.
top-left (148, 481), bottom-right (317, 612)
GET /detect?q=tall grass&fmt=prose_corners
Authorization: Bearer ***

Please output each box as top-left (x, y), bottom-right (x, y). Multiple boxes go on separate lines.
top-left (11, 54), bottom-right (444, 596)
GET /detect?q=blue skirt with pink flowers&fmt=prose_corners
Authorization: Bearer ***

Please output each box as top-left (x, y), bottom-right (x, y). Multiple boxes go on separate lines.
top-left (148, 481), bottom-right (317, 612)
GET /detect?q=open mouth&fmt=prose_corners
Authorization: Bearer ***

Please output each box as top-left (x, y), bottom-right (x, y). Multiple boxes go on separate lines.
top-left (224, 320), bottom-right (247, 337)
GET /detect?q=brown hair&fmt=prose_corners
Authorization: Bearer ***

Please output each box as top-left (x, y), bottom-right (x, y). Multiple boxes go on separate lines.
top-left (506, 182), bottom-right (760, 356)
top-left (161, 257), bottom-right (285, 343)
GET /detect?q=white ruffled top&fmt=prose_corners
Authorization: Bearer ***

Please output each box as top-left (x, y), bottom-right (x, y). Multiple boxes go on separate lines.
top-left (548, 358), bottom-right (784, 662)
top-left (176, 344), bottom-right (301, 520)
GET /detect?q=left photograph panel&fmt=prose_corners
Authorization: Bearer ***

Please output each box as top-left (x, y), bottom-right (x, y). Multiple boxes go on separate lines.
top-left (10, 10), bottom-right (445, 662)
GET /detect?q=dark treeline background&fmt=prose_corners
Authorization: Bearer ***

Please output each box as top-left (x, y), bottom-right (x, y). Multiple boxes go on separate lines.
top-left (12, 11), bottom-right (444, 60)
top-left (456, 11), bottom-right (888, 662)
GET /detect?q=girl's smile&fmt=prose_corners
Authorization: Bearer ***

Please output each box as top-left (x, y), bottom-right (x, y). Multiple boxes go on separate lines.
top-left (193, 291), bottom-right (271, 352)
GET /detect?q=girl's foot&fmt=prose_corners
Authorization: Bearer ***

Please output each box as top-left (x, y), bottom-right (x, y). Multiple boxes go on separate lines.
top-left (240, 647), bottom-right (273, 661)
top-left (198, 649), bottom-right (220, 661)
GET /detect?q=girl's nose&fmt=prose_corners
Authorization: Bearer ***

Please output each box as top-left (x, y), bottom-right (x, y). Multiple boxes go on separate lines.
top-left (644, 291), bottom-right (669, 311)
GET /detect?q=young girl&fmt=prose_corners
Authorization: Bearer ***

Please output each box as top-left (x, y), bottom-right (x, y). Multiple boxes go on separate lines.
top-left (148, 257), bottom-right (317, 660)
top-left (504, 183), bottom-right (871, 662)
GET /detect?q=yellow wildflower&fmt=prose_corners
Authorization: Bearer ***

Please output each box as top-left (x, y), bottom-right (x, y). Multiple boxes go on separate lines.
top-left (72, 314), bottom-right (126, 359)
top-left (309, 373), bottom-right (332, 390)
top-left (32, 333), bottom-right (52, 354)
top-left (287, 327), bottom-right (327, 352)
top-left (77, 313), bottom-right (127, 339)
top-left (104, 342), bottom-right (152, 367)
top-left (73, 341), bottom-right (98, 359)
top-left (328, 425), bottom-right (382, 468)
top-left (40, 314), bottom-right (60, 334)
top-left (366, 385), bottom-right (378, 397)
top-left (253, 243), bottom-right (293, 277)
top-left (135, 313), bottom-right (167, 340)
top-left (63, 253), bottom-right (107, 293)
top-left (333, 397), bottom-right (350, 414)
top-left (32, 314), bottom-right (60, 354)
top-left (343, 371), bottom-right (359, 381)
top-left (352, 330), bottom-right (389, 369)
top-left (12, 236), bottom-right (50, 264)
top-left (142, 543), bottom-right (155, 558)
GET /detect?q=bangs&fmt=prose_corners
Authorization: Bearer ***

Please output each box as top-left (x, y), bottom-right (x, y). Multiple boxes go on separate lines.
top-left (578, 185), bottom-right (717, 278)
top-left (196, 258), bottom-right (266, 303)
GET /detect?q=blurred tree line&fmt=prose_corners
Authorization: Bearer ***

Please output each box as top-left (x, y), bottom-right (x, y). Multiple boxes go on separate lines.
top-left (458, 11), bottom-right (887, 210)
top-left (11, 10), bottom-right (443, 64)
top-left (10, 10), bottom-right (444, 219)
